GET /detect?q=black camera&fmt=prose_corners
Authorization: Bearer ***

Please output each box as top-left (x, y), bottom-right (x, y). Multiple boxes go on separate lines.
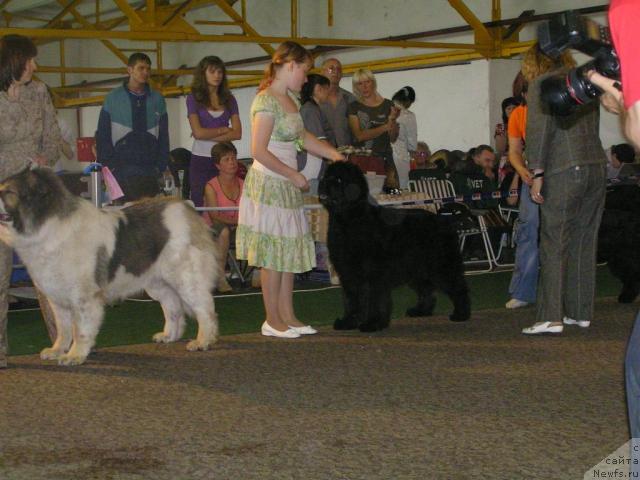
top-left (537, 10), bottom-right (620, 116)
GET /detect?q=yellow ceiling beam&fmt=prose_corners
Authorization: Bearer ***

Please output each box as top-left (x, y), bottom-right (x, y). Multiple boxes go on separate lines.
top-left (448, 0), bottom-right (493, 46)
top-left (162, 0), bottom-right (196, 26)
top-left (112, 0), bottom-right (143, 27)
top-left (492, 0), bottom-right (501, 22)
top-left (59, 38), bottom-right (65, 86)
top-left (194, 20), bottom-right (239, 26)
top-left (58, 95), bottom-right (107, 108)
top-left (44, 0), bottom-right (83, 28)
top-left (50, 40), bottom-right (535, 109)
top-left (0, 26), bottom-right (481, 51)
top-left (60, 1), bottom-right (129, 65)
top-left (38, 65), bottom-right (263, 76)
top-left (291, 0), bottom-right (297, 38)
top-left (212, 0), bottom-right (275, 56)
top-left (146, 0), bottom-right (156, 27)
top-left (53, 86), bottom-right (113, 92)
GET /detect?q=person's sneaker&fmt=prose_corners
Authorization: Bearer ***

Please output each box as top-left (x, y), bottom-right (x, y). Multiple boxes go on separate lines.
top-left (562, 316), bottom-right (590, 328)
top-left (216, 277), bottom-right (233, 293)
top-left (506, 298), bottom-right (529, 309)
top-left (522, 321), bottom-right (564, 335)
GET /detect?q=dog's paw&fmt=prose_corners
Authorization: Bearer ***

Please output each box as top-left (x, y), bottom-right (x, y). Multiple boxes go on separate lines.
top-left (186, 340), bottom-right (211, 352)
top-left (57, 353), bottom-right (87, 366)
top-left (40, 347), bottom-right (65, 361)
top-left (333, 317), bottom-right (358, 330)
top-left (152, 332), bottom-right (175, 344)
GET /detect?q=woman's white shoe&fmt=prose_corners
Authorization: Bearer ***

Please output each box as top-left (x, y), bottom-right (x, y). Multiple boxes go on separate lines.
top-left (261, 321), bottom-right (301, 338)
top-left (522, 321), bottom-right (564, 335)
top-left (288, 325), bottom-right (317, 335)
top-left (562, 316), bottom-right (590, 328)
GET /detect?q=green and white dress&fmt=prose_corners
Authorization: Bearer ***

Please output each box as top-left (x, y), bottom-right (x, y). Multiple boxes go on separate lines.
top-left (236, 92), bottom-right (316, 273)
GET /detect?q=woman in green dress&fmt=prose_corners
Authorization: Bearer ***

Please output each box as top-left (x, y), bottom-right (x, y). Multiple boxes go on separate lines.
top-left (236, 42), bottom-right (344, 338)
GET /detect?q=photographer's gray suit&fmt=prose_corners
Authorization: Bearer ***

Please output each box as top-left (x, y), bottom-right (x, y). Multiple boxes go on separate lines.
top-left (526, 72), bottom-right (607, 324)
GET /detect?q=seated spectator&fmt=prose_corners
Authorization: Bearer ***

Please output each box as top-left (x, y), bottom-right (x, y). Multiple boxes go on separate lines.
top-left (411, 141), bottom-right (431, 170)
top-left (463, 145), bottom-right (497, 178)
top-left (409, 147), bottom-right (450, 183)
top-left (607, 143), bottom-right (636, 179)
top-left (203, 142), bottom-right (243, 293)
top-left (453, 145), bottom-right (498, 209)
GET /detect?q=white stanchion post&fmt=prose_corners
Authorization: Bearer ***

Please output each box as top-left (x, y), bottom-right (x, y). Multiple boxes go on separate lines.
top-left (89, 165), bottom-right (103, 208)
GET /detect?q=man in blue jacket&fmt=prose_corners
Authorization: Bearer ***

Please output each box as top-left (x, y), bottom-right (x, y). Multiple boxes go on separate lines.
top-left (96, 52), bottom-right (169, 201)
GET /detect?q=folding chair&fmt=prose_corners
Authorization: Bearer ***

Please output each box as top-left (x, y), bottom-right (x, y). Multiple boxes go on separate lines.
top-left (495, 204), bottom-right (519, 265)
top-left (408, 178), bottom-right (498, 272)
top-left (226, 246), bottom-right (255, 286)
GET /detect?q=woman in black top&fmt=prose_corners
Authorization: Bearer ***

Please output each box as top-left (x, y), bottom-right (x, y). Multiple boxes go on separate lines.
top-left (348, 68), bottom-right (399, 190)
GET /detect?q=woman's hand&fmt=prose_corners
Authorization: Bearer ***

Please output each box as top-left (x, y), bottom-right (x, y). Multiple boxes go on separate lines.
top-left (530, 177), bottom-right (544, 204)
top-left (514, 165), bottom-right (533, 186)
top-left (290, 171), bottom-right (309, 191)
top-left (331, 152), bottom-right (346, 162)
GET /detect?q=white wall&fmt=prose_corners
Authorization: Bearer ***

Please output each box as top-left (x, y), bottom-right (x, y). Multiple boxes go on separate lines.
top-left (67, 1), bottom-right (626, 163)
top-left (374, 61), bottom-right (491, 152)
top-left (75, 55), bottom-right (626, 163)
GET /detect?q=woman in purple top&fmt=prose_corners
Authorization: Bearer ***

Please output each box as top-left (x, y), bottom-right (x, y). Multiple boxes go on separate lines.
top-left (187, 56), bottom-right (242, 207)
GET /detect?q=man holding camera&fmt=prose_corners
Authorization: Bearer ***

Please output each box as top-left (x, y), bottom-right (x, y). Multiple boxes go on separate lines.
top-left (589, 0), bottom-right (640, 150)
top-left (585, 0), bottom-right (640, 457)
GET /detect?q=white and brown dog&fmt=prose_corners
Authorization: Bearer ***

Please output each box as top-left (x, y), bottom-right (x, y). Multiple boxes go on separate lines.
top-left (0, 168), bottom-right (220, 365)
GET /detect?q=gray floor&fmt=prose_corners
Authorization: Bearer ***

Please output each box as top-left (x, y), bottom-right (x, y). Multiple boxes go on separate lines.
top-left (0, 297), bottom-right (635, 480)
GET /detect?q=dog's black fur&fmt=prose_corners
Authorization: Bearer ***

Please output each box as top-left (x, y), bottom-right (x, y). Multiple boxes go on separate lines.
top-left (318, 162), bottom-right (471, 332)
top-left (598, 185), bottom-right (640, 303)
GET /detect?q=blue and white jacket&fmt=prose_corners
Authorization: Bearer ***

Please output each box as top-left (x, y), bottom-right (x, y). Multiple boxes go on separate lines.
top-left (96, 81), bottom-right (169, 180)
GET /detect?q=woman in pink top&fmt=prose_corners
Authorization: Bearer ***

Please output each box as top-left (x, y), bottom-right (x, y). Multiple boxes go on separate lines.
top-left (203, 142), bottom-right (243, 293)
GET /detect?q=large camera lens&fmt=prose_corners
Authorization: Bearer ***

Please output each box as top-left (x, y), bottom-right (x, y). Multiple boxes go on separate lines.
top-left (540, 61), bottom-right (601, 116)
top-left (540, 74), bottom-right (578, 116)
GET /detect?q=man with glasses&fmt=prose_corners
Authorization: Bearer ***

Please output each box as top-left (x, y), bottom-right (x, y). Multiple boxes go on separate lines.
top-left (320, 58), bottom-right (357, 147)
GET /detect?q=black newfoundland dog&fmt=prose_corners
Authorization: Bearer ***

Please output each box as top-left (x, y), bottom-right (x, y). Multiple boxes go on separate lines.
top-left (318, 162), bottom-right (471, 332)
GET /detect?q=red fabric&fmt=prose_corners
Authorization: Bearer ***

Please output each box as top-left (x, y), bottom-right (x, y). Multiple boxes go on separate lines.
top-left (76, 137), bottom-right (96, 162)
top-left (610, 0), bottom-right (640, 109)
